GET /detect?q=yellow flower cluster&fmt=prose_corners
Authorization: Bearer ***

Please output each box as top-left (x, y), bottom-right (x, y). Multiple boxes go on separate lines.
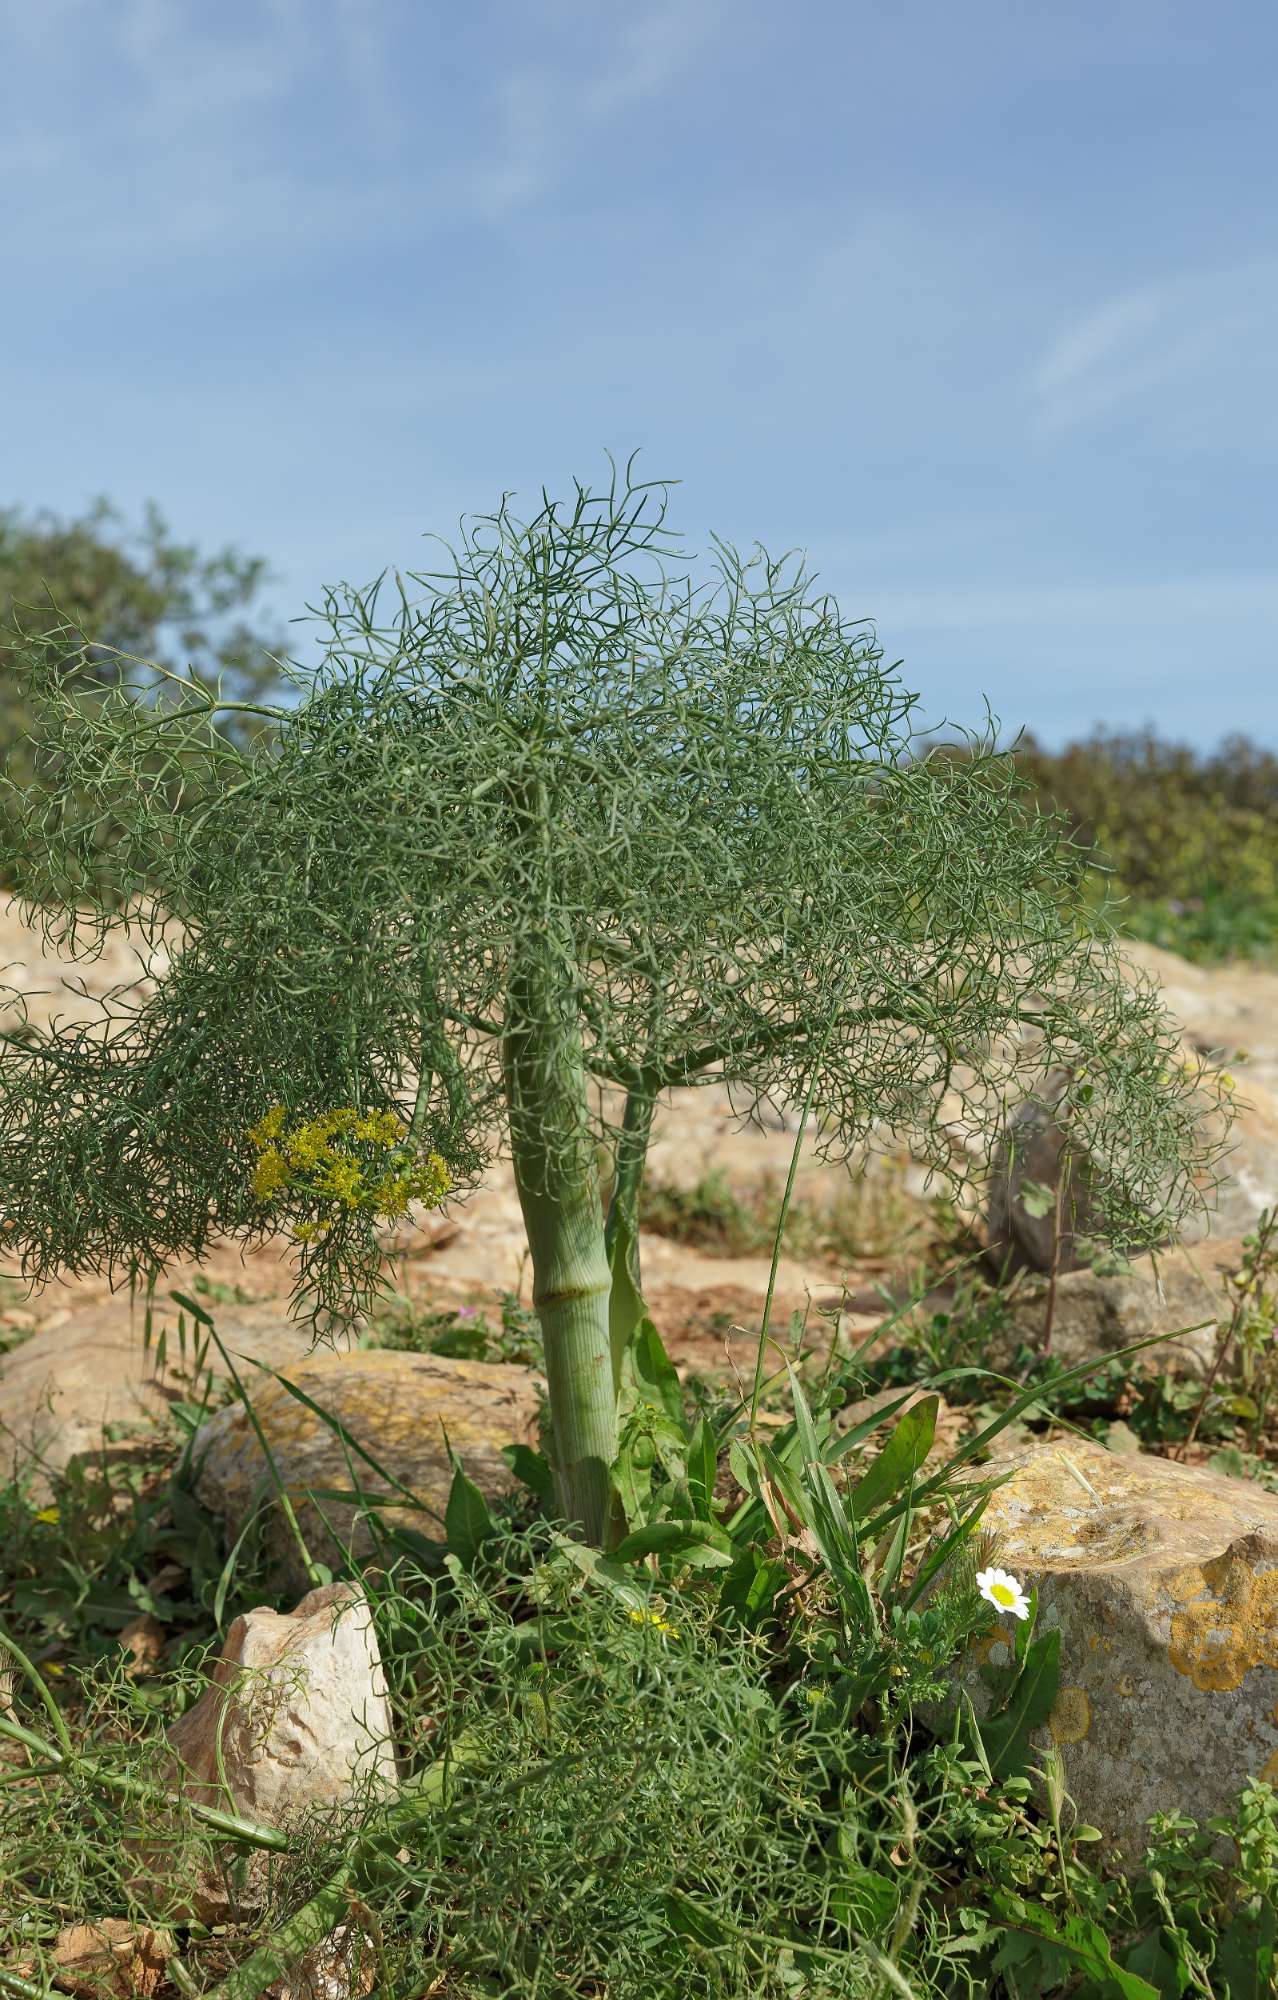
top-left (246, 1103), bottom-right (450, 1242)
top-left (627, 1606), bottom-right (680, 1639)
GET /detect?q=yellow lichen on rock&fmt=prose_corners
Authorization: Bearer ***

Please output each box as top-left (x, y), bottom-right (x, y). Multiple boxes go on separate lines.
top-left (190, 1349), bottom-right (544, 1592)
top-left (1048, 1685), bottom-right (1091, 1744)
top-left (1168, 1549), bottom-right (1278, 1693)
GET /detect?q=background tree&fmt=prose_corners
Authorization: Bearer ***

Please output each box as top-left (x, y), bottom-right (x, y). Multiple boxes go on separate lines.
top-left (0, 495), bottom-right (285, 887)
top-left (0, 462), bottom-right (1226, 1546)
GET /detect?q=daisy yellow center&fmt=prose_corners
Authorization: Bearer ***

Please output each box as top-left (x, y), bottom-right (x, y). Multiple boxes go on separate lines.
top-left (990, 1582), bottom-right (1017, 1607)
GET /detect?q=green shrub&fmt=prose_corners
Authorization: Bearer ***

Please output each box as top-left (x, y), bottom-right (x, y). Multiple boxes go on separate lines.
top-left (1012, 727), bottom-right (1278, 964)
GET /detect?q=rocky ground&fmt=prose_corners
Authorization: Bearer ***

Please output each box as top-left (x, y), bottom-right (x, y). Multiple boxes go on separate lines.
top-left (4, 895), bottom-right (1278, 1878)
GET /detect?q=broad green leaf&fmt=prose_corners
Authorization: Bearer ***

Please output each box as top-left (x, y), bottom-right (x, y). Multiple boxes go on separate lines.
top-left (1211, 1900), bottom-right (1275, 2000)
top-left (728, 1438), bottom-right (761, 1505)
top-left (820, 1387), bottom-right (921, 1467)
top-left (619, 1315), bottom-right (685, 1431)
top-left (991, 1898), bottom-right (1159, 2000)
top-left (608, 1201), bottom-right (649, 1363)
top-left (501, 1442), bottom-right (554, 1503)
top-left (612, 1434), bottom-right (653, 1529)
top-left (717, 1548), bottom-right (788, 1626)
top-left (685, 1417), bottom-right (718, 1522)
top-left (547, 1531), bottom-right (649, 1611)
top-left (612, 1518), bottom-right (734, 1568)
top-left (830, 1866), bottom-right (898, 1935)
top-left (847, 1396), bottom-right (939, 1523)
top-left (443, 1461), bottom-right (496, 1568)
top-left (978, 1628), bottom-right (1061, 1780)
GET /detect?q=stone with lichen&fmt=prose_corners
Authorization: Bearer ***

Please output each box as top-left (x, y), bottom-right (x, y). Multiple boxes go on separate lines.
top-left (950, 1436), bottom-right (1278, 1857)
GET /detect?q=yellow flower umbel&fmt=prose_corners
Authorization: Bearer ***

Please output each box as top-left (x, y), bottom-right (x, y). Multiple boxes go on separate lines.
top-left (245, 1103), bottom-right (450, 1241)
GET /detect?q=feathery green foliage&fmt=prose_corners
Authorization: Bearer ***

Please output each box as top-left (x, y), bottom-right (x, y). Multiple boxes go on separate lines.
top-left (0, 457), bottom-right (1229, 1542)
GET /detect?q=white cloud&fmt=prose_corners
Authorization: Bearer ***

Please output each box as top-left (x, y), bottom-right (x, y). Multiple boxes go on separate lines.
top-left (1026, 263), bottom-right (1278, 439)
top-left (1030, 285), bottom-right (1170, 398)
top-left (0, 0), bottom-right (724, 262)
top-left (465, 0), bottom-right (722, 221)
top-left (582, 0), bottom-right (722, 120)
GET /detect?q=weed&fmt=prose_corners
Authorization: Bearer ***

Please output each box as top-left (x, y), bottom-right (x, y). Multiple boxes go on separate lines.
top-left (368, 1288), bottom-right (544, 1368)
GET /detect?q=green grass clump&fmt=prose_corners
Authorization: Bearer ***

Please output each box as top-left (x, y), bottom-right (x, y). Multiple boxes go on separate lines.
top-left (368, 1287), bottom-right (544, 1368)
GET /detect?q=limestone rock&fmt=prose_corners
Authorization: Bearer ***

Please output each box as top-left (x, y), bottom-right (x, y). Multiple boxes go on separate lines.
top-left (984, 1069), bottom-right (1109, 1277)
top-left (49, 1920), bottom-right (172, 1999)
top-left (1002, 1236), bottom-right (1243, 1377)
top-left (190, 1348), bottom-right (543, 1591)
top-left (953, 1437), bottom-right (1278, 1857)
top-left (164, 1581), bottom-right (396, 1920)
top-left (0, 1298), bottom-right (331, 1480)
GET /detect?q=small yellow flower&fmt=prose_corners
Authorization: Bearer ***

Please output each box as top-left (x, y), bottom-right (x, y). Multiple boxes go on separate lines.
top-left (33, 1505), bottom-right (60, 1525)
top-left (251, 1149), bottom-right (290, 1200)
top-left (411, 1151), bottom-right (451, 1206)
top-left (314, 1155), bottom-right (365, 1208)
top-left (286, 1118), bottom-right (337, 1170)
top-left (245, 1105), bottom-right (449, 1224)
top-left (247, 1104), bottom-right (286, 1150)
top-left (353, 1108), bottom-right (404, 1147)
top-left (627, 1607), bottom-right (680, 1638)
top-left (1220, 1072), bottom-right (1236, 1093)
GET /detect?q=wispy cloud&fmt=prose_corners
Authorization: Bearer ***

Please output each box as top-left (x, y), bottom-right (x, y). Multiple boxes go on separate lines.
top-left (581, 0), bottom-right (721, 119)
top-left (1030, 285), bottom-right (1171, 399)
top-left (469, 0), bottom-right (722, 219)
top-left (1026, 264), bottom-right (1278, 439)
top-left (0, 0), bottom-right (723, 258)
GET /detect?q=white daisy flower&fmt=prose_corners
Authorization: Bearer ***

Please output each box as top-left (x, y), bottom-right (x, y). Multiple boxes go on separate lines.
top-left (976, 1566), bottom-right (1031, 1621)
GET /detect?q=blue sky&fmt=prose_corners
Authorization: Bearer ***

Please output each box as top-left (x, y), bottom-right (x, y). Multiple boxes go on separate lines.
top-left (2, 0), bottom-right (1275, 748)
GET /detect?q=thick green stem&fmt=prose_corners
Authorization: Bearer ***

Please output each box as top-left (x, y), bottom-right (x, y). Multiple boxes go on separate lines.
top-left (604, 1080), bottom-right (656, 1308)
top-left (503, 947), bottom-right (616, 1545)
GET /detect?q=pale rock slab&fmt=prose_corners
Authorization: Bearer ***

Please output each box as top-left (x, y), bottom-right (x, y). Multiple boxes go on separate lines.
top-left (162, 1581), bottom-right (397, 1920)
top-left (190, 1347), bottom-right (543, 1593)
top-left (1002, 1236), bottom-right (1245, 1377)
top-left (986, 1062), bottom-right (1278, 1277)
top-left (0, 1298), bottom-right (330, 1480)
